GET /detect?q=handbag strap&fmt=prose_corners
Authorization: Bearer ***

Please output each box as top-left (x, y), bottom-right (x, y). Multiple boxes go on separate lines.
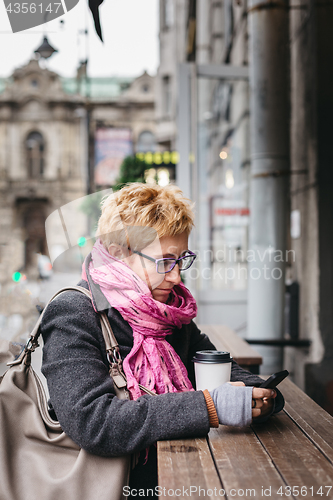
top-left (8, 286), bottom-right (119, 363)
top-left (7, 286), bottom-right (156, 398)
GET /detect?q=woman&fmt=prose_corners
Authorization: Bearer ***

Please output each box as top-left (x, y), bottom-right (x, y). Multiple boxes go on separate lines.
top-left (41, 183), bottom-right (284, 495)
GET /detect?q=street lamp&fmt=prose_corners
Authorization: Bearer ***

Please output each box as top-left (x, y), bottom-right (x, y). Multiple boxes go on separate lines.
top-left (34, 36), bottom-right (58, 60)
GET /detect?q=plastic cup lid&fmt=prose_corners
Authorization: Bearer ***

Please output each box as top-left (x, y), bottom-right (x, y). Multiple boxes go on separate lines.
top-left (192, 350), bottom-right (232, 363)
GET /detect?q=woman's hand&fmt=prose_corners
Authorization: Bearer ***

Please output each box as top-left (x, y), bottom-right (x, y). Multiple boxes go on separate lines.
top-left (229, 382), bottom-right (277, 419)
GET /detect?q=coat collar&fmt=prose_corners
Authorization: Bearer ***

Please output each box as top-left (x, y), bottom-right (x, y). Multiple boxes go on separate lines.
top-left (84, 252), bottom-right (110, 312)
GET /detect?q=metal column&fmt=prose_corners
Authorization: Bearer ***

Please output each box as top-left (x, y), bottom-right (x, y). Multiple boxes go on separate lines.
top-left (247, 0), bottom-right (290, 373)
top-left (176, 63), bottom-right (192, 200)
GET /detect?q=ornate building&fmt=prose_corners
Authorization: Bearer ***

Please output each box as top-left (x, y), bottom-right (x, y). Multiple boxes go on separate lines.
top-left (0, 59), bottom-right (86, 281)
top-left (0, 58), bottom-right (156, 285)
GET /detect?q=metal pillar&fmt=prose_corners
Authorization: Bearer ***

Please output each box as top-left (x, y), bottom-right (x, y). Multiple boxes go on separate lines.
top-left (177, 63), bottom-right (198, 300)
top-left (247, 0), bottom-right (290, 373)
top-left (176, 64), bottom-right (192, 200)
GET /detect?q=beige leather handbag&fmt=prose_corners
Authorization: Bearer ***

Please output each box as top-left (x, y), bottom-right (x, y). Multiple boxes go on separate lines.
top-left (0, 286), bottom-right (140, 500)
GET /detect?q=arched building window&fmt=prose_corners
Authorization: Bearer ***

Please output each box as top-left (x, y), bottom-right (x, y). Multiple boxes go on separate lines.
top-left (137, 131), bottom-right (156, 152)
top-left (26, 131), bottom-right (45, 178)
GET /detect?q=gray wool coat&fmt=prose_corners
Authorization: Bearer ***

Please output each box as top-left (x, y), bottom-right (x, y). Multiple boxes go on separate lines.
top-left (40, 263), bottom-right (284, 490)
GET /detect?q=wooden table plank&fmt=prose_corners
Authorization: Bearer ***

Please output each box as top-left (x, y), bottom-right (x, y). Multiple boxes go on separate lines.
top-left (252, 412), bottom-right (333, 499)
top-left (157, 438), bottom-right (225, 499)
top-left (208, 425), bottom-right (286, 499)
top-left (198, 324), bottom-right (262, 367)
top-left (279, 378), bottom-right (333, 462)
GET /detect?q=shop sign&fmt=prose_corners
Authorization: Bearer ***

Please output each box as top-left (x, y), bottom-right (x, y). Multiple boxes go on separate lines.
top-left (95, 128), bottom-right (132, 185)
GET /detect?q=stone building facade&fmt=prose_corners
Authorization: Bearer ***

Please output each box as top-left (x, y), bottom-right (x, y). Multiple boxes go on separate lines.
top-left (0, 59), bottom-right (87, 283)
top-left (156, 0), bottom-right (188, 150)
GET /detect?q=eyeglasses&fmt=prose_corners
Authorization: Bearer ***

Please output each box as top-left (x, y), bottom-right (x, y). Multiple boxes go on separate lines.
top-left (131, 249), bottom-right (197, 274)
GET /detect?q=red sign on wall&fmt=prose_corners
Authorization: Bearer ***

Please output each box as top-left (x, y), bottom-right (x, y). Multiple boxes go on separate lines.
top-left (215, 208), bottom-right (250, 216)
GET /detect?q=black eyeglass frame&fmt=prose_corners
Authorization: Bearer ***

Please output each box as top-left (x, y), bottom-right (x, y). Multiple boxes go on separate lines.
top-left (131, 249), bottom-right (197, 274)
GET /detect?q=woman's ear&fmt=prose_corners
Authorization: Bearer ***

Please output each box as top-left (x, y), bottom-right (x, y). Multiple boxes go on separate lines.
top-left (108, 244), bottom-right (126, 260)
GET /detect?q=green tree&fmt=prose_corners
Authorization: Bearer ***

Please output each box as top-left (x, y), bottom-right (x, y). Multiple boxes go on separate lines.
top-left (113, 156), bottom-right (149, 191)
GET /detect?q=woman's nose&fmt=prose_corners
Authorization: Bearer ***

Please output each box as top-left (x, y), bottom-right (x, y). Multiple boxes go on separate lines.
top-left (165, 263), bottom-right (182, 285)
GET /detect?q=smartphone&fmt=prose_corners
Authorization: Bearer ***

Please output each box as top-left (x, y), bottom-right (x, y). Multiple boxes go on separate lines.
top-left (259, 370), bottom-right (289, 389)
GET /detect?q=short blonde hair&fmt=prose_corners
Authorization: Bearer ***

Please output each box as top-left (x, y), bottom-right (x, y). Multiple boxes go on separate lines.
top-left (97, 183), bottom-right (194, 250)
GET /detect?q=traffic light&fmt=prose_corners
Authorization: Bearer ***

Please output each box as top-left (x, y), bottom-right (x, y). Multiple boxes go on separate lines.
top-left (12, 272), bottom-right (22, 283)
top-left (77, 237), bottom-right (87, 248)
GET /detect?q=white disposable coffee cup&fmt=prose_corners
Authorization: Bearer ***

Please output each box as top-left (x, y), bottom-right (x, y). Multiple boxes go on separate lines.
top-left (192, 350), bottom-right (232, 392)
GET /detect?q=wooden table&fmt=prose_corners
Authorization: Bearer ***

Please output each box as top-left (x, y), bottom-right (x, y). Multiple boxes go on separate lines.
top-left (158, 379), bottom-right (333, 499)
top-left (198, 324), bottom-right (263, 374)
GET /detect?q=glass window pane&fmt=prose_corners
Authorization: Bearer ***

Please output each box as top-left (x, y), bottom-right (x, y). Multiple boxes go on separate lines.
top-left (196, 77), bottom-right (250, 291)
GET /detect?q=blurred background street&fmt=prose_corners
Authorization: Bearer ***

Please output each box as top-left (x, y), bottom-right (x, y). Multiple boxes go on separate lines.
top-left (0, 270), bottom-right (81, 393)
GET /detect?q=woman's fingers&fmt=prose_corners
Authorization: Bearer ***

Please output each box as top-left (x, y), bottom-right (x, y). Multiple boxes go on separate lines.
top-left (228, 381), bottom-right (245, 386)
top-left (251, 387), bottom-right (276, 418)
top-left (252, 387), bottom-right (276, 400)
top-left (251, 398), bottom-right (265, 417)
top-left (252, 398), bottom-right (264, 409)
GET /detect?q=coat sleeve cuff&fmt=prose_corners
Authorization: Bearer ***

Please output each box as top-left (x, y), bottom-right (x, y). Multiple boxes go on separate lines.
top-left (203, 389), bottom-right (219, 428)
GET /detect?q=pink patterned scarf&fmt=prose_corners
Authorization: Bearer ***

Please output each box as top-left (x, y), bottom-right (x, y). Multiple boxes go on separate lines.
top-left (83, 239), bottom-right (197, 400)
